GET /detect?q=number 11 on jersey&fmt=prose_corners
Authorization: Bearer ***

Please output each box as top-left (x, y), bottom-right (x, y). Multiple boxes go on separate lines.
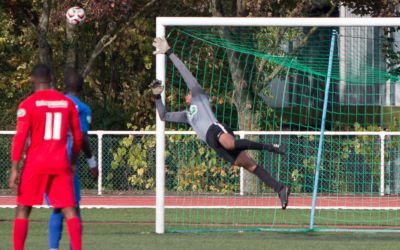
top-left (44, 112), bottom-right (62, 140)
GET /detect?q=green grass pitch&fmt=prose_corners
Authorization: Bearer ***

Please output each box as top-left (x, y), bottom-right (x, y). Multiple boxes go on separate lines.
top-left (0, 208), bottom-right (399, 250)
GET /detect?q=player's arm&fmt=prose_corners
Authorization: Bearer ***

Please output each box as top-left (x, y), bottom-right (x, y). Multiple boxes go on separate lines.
top-left (81, 133), bottom-right (98, 180)
top-left (156, 97), bottom-right (189, 123)
top-left (69, 100), bottom-right (83, 174)
top-left (82, 134), bottom-right (93, 159)
top-left (153, 37), bottom-right (205, 96)
top-left (149, 80), bottom-right (189, 124)
top-left (9, 104), bottom-right (30, 191)
top-left (80, 106), bottom-right (98, 180)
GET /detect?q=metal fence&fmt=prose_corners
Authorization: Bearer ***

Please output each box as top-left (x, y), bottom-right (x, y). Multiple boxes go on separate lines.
top-left (1, 131), bottom-right (400, 196)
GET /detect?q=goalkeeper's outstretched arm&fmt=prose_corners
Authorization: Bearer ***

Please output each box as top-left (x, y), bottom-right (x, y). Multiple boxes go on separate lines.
top-left (155, 96), bottom-right (189, 123)
top-left (168, 53), bottom-right (205, 96)
top-left (149, 80), bottom-right (189, 124)
top-left (153, 37), bottom-right (205, 97)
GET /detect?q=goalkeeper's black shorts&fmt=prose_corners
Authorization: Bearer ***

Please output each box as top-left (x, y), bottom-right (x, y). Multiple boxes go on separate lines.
top-left (205, 123), bottom-right (242, 164)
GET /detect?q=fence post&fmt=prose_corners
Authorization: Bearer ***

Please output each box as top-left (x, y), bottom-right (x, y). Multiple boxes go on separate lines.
top-left (239, 132), bottom-right (245, 196)
top-left (97, 131), bottom-right (103, 195)
top-left (380, 133), bottom-right (385, 196)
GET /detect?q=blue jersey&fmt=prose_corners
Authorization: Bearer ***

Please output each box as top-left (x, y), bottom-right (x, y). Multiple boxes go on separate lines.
top-left (66, 94), bottom-right (92, 204)
top-left (67, 94), bottom-right (92, 135)
top-left (66, 94), bottom-right (92, 157)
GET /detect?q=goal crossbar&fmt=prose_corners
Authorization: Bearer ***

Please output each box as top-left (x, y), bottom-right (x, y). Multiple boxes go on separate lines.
top-left (157, 17), bottom-right (400, 27)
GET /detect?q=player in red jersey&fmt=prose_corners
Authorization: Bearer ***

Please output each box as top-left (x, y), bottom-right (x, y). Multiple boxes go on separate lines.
top-left (9, 64), bottom-right (83, 250)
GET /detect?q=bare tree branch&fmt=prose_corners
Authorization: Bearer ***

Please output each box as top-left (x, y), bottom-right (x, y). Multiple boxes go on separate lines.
top-left (82, 0), bottom-right (157, 77)
top-left (83, 33), bottom-right (118, 77)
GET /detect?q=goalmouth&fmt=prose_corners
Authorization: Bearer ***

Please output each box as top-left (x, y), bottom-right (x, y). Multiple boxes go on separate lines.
top-left (155, 17), bottom-right (400, 234)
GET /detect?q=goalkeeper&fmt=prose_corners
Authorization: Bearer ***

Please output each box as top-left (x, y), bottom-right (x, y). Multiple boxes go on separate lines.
top-left (151, 37), bottom-right (290, 209)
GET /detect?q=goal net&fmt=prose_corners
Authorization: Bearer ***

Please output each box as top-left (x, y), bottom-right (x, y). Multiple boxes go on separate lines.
top-left (156, 18), bottom-right (400, 233)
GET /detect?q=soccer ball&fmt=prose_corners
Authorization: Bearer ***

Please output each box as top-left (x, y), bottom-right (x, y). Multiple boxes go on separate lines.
top-left (65, 6), bottom-right (86, 25)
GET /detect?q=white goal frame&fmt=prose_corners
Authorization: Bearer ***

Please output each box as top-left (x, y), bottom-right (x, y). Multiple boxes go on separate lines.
top-left (155, 17), bottom-right (400, 234)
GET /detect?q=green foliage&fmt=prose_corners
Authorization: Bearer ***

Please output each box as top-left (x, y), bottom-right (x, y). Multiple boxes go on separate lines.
top-left (290, 120), bottom-right (400, 194)
top-left (1, 0), bottom-right (396, 131)
top-left (167, 133), bottom-right (240, 193)
top-left (60, 14), bottom-right (156, 129)
top-left (107, 125), bottom-right (156, 190)
top-left (0, 11), bottom-right (35, 129)
top-left (341, 0), bottom-right (399, 17)
top-left (108, 126), bottom-right (240, 192)
top-left (0, 1), bottom-right (160, 130)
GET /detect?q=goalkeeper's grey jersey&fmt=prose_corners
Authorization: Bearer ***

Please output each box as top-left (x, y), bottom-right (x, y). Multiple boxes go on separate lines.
top-left (155, 53), bottom-right (218, 142)
top-left (187, 94), bottom-right (218, 142)
top-left (155, 94), bottom-right (217, 142)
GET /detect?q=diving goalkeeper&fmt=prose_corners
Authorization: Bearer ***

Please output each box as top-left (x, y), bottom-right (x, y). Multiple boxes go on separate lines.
top-left (151, 37), bottom-right (290, 209)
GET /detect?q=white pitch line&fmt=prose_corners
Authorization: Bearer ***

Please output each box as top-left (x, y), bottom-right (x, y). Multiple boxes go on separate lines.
top-left (1, 205), bottom-right (400, 210)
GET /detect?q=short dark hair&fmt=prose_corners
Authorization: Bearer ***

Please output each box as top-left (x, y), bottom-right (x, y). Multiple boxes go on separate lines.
top-left (64, 70), bottom-right (84, 92)
top-left (31, 63), bottom-right (52, 83)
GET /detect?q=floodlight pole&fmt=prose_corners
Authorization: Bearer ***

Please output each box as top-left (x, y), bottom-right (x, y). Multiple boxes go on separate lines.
top-left (155, 21), bottom-right (166, 234)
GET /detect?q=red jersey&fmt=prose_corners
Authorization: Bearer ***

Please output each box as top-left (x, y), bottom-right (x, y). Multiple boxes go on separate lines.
top-left (11, 89), bottom-right (82, 174)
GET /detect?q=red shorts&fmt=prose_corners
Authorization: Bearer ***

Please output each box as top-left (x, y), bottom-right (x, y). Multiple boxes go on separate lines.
top-left (17, 172), bottom-right (75, 208)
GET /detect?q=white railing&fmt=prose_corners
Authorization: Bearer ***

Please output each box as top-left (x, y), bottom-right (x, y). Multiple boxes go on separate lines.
top-left (88, 130), bottom-right (396, 196)
top-left (2, 130), bottom-right (398, 197)
top-left (86, 130), bottom-right (400, 198)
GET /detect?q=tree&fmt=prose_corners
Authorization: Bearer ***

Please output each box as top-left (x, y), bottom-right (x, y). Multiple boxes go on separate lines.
top-left (0, 0), bottom-right (398, 131)
top-left (0, 0), bottom-right (159, 129)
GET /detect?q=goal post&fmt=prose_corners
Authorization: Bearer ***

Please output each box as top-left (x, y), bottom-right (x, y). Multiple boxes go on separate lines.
top-left (155, 21), bottom-right (166, 234)
top-left (309, 29), bottom-right (337, 230)
top-left (155, 17), bottom-right (400, 234)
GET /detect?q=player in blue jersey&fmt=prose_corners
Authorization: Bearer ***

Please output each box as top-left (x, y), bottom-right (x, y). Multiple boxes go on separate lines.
top-left (47, 71), bottom-right (98, 250)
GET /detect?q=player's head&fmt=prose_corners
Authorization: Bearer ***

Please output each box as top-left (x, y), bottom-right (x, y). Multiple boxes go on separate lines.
top-left (31, 63), bottom-right (53, 89)
top-left (185, 90), bottom-right (192, 105)
top-left (64, 70), bottom-right (84, 94)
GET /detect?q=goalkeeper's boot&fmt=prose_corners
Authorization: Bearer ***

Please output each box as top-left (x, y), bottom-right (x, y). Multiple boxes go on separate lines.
top-left (271, 144), bottom-right (287, 155)
top-left (278, 186), bottom-right (291, 210)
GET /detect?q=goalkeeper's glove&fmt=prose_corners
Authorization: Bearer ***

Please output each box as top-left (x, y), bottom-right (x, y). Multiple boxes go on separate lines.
top-left (152, 37), bottom-right (171, 55)
top-left (149, 80), bottom-right (164, 95)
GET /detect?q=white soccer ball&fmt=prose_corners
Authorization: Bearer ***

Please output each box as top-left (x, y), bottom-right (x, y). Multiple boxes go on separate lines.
top-left (65, 6), bottom-right (86, 25)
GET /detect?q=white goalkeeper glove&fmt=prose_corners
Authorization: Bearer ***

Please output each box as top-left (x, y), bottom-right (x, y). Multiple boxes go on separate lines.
top-left (149, 80), bottom-right (164, 95)
top-left (152, 37), bottom-right (171, 55)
